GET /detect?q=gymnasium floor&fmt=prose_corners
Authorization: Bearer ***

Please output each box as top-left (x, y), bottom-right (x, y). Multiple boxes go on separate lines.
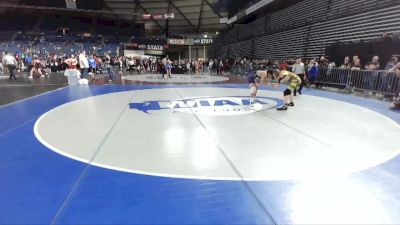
top-left (1, 73), bottom-right (400, 224)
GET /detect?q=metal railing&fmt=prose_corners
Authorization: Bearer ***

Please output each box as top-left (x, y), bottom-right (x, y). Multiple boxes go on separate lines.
top-left (315, 67), bottom-right (400, 97)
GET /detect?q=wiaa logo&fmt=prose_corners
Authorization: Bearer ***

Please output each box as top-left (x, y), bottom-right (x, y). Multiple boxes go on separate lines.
top-left (129, 96), bottom-right (281, 116)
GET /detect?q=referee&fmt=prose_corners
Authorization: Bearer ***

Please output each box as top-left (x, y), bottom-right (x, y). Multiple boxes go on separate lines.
top-left (2, 52), bottom-right (18, 80)
top-left (292, 57), bottom-right (306, 95)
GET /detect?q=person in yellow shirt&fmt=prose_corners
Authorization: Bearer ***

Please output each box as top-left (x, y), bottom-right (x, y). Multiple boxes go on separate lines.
top-left (268, 69), bottom-right (302, 111)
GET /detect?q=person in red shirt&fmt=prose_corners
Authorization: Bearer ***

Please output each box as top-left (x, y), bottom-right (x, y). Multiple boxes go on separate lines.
top-left (279, 60), bottom-right (288, 71)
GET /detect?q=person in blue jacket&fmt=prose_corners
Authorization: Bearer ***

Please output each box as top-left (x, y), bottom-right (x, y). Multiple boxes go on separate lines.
top-left (88, 54), bottom-right (97, 75)
top-left (308, 59), bottom-right (319, 85)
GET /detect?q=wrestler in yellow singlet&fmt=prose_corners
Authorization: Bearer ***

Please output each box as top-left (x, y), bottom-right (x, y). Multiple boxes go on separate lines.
top-left (268, 69), bottom-right (302, 111)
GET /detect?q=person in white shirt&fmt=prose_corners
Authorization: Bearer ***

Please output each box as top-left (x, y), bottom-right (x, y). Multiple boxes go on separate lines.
top-left (161, 56), bottom-right (168, 78)
top-left (2, 52), bottom-right (18, 80)
top-left (0, 52), bottom-right (4, 75)
top-left (186, 60), bottom-right (191, 74)
top-left (166, 58), bottom-right (172, 78)
top-left (104, 53), bottom-right (115, 81)
top-left (208, 60), bottom-right (213, 75)
top-left (292, 58), bottom-right (305, 95)
top-left (79, 50), bottom-right (89, 79)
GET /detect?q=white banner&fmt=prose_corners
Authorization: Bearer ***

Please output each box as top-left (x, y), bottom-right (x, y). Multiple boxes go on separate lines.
top-left (245, 0), bottom-right (274, 15)
top-left (227, 16), bottom-right (237, 24)
top-left (193, 39), bottom-right (214, 45)
top-left (168, 39), bottom-right (186, 45)
top-left (164, 13), bottom-right (175, 19)
top-left (124, 50), bottom-right (145, 57)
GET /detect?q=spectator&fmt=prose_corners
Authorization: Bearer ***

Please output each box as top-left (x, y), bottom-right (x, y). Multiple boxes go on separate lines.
top-left (0, 52), bottom-right (3, 74)
top-left (319, 56), bottom-right (328, 67)
top-left (88, 54), bottom-right (97, 75)
top-left (165, 57), bottom-right (172, 78)
top-left (218, 60), bottom-right (223, 75)
top-left (50, 55), bottom-right (59, 73)
top-left (381, 32), bottom-right (393, 42)
top-left (364, 56), bottom-right (380, 94)
top-left (161, 56), bottom-right (168, 78)
top-left (365, 55), bottom-right (380, 70)
top-left (279, 60), bottom-right (288, 70)
top-left (379, 57), bottom-right (399, 94)
top-left (351, 58), bottom-right (361, 70)
top-left (25, 54), bottom-right (32, 70)
top-left (349, 58), bottom-right (363, 90)
top-left (116, 57), bottom-right (123, 73)
top-left (79, 50), bottom-right (89, 79)
top-left (340, 56), bottom-right (351, 69)
top-left (385, 57), bottom-right (398, 70)
top-left (351, 55), bottom-right (359, 66)
top-left (194, 59), bottom-right (200, 76)
top-left (328, 59), bottom-right (336, 68)
top-left (208, 60), bottom-right (213, 75)
top-left (393, 32), bottom-right (400, 41)
top-left (389, 62), bottom-right (400, 76)
top-left (308, 59), bottom-right (319, 86)
top-left (186, 60), bottom-right (191, 74)
top-left (104, 53), bottom-right (115, 82)
top-left (95, 56), bottom-right (103, 74)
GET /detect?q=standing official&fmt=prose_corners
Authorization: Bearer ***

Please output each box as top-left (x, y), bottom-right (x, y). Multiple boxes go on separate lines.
top-left (2, 52), bottom-right (18, 80)
top-left (292, 57), bottom-right (305, 95)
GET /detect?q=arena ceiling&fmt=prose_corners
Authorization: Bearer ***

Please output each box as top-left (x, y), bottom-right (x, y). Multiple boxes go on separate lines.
top-left (0, 0), bottom-right (227, 34)
top-left (1, 0), bottom-right (301, 35)
top-left (103, 0), bottom-right (229, 34)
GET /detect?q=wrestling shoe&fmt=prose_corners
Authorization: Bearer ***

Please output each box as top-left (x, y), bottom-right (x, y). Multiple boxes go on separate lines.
top-left (277, 105), bottom-right (288, 111)
top-left (249, 100), bottom-right (254, 107)
top-left (286, 102), bottom-right (295, 107)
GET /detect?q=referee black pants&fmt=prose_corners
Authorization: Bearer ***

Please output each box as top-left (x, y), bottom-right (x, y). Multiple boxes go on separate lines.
top-left (297, 74), bottom-right (305, 93)
top-left (7, 65), bottom-right (16, 80)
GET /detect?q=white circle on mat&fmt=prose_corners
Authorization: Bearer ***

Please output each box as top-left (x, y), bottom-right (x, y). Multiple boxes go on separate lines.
top-left (34, 88), bottom-right (400, 181)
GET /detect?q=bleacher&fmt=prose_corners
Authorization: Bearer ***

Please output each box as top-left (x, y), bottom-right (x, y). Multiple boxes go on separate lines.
top-left (254, 26), bottom-right (308, 60)
top-left (210, 0), bottom-right (400, 60)
top-left (327, 0), bottom-right (394, 19)
top-left (267, 0), bottom-right (328, 33)
top-left (253, 17), bottom-right (267, 36)
top-left (0, 32), bottom-right (15, 41)
top-left (229, 40), bottom-right (253, 58)
top-left (307, 4), bottom-right (400, 58)
top-left (0, 36), bottom-right (119, 56)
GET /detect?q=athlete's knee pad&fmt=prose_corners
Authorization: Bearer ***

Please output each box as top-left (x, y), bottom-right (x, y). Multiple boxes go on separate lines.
top-left (284, 89), bottom-right (291, 96)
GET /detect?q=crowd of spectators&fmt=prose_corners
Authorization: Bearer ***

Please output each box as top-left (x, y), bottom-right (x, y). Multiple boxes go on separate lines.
top-left (2, 32), bottom-right (400, 109)
top-left (0, 33), bottom-right (119, 78)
